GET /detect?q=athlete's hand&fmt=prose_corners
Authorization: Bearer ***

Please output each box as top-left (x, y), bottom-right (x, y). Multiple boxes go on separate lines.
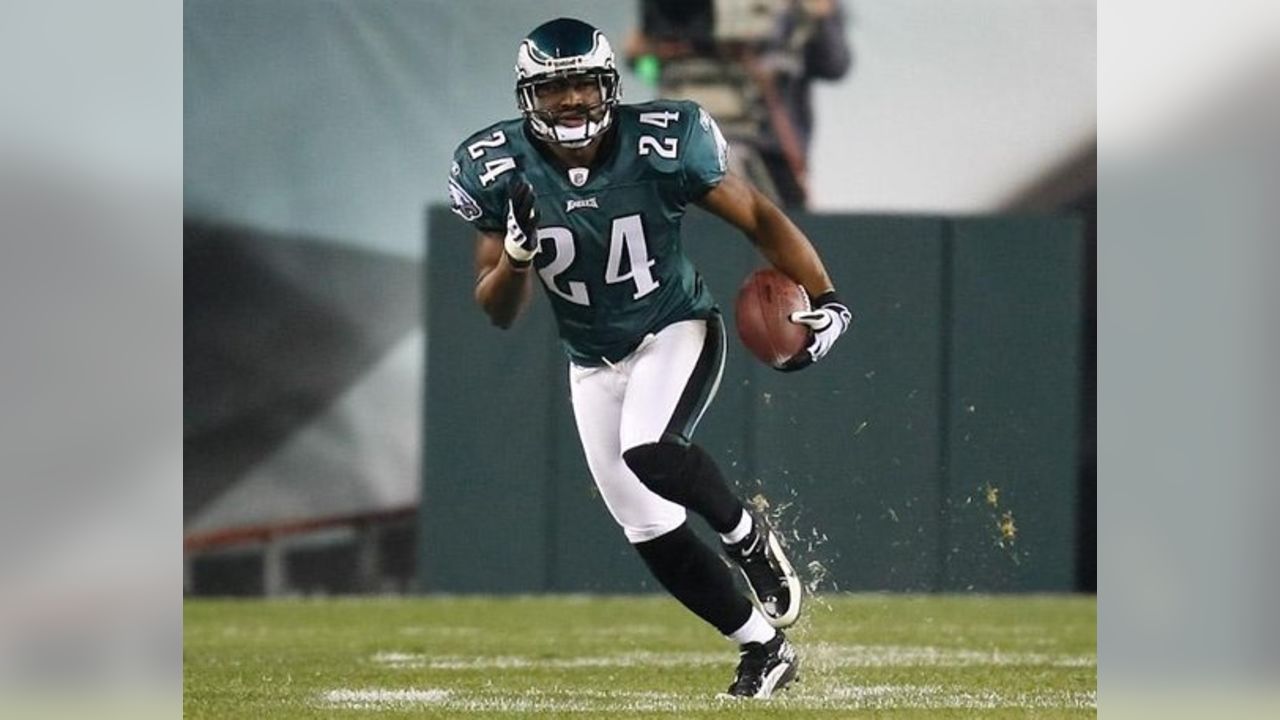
top-left (504, 174), bottom-right (541, 267)
top-left (778, 291), bottom-right (852, 372)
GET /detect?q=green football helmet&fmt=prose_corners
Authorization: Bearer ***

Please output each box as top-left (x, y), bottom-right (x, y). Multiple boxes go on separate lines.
top-left (515, 18), bottom-right (621, 148)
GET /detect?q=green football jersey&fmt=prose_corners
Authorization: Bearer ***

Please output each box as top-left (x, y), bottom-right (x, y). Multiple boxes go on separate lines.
top-left (448, 99), bottom-right (731, 365)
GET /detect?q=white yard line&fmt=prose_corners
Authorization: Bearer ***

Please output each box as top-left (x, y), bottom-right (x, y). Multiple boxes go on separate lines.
top-left (803, 642), bottom-right (1097, 668)
top-left (318, 685), bottom-right (1097, 712)
top-left (346, 644), bottom-right (1097, 712)
top-left (369, 650), bottom-right (725, 670)
top-left (369, 643), bottom-right (1096, 671)
top-left (825, 685), bottom-right (1098, 710)
top-left (322, 688), bottom-right (451, 709)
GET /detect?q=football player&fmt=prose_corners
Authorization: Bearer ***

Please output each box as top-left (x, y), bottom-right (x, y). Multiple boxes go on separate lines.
top-left (447, 17), bottom-right (851, 699)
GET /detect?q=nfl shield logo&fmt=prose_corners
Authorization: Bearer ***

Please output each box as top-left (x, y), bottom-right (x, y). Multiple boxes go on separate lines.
top-left (568, 167), bottom-right (589, 187)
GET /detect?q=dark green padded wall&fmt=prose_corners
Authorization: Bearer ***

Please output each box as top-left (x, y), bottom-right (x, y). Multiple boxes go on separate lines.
top-left (419, 207), bottom-right (1082, 593)
top-left (417, 260), bottom-right (557, 591)
top-left (941, 218), bottom-right (1083, 591)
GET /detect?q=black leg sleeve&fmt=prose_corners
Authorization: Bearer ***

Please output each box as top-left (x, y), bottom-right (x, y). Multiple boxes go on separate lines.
top-left (632, 523), bottom-right (753, 636)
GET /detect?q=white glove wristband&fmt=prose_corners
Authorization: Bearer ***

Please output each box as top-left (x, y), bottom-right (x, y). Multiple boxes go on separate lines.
top-left (789, 296), bottom-right (852, 363)
top-left (504, 199), bottom-right (539, 264)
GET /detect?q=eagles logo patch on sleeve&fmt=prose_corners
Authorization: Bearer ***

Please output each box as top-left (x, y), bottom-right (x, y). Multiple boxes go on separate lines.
top-left (448, 177), bottom-right (483, 222)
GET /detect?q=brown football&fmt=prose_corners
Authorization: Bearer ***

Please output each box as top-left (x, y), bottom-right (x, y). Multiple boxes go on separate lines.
top-left (734, 268), bottom-right (810, 367)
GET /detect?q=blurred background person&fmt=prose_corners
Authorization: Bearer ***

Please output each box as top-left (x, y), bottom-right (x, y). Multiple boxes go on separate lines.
top-left (626, 0), bottom-right (852, 209)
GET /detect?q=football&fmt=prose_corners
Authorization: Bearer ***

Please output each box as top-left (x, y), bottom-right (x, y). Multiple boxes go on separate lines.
top-left (734, 268), bottom-right (810, 367)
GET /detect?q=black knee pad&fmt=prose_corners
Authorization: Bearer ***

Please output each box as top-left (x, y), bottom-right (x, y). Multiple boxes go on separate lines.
top-left (623, 442), bottom-right (743, 533)
top-left (622, 442), bottom-right (690, 502)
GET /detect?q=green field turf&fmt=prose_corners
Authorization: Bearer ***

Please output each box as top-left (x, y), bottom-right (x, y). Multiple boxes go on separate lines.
top-left (184, 594), bottom-right (1095, 718)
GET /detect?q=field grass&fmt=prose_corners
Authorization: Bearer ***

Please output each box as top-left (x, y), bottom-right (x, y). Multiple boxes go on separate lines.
top-left (184, 593), bottom-right (1095, 718)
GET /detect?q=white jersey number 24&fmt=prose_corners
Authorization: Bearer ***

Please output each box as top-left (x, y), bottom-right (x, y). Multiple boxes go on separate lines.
top-left (536, 214), bottom-right (659, 305)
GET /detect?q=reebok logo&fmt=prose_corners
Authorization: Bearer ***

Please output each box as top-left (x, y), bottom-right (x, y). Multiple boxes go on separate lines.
top-left (565, 197), bottom-right (598, 213)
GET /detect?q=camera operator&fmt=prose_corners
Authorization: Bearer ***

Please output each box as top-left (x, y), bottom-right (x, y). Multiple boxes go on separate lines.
top-left (626, 0), bottom-right (852, 208)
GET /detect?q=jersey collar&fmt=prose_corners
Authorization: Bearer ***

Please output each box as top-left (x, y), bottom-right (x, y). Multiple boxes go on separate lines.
top-left (524, 121), bottom-right (620, 186)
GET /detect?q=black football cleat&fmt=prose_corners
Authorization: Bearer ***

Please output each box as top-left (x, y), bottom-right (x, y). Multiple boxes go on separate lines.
top-left (723, 631), bottom-right (799, 699)
top-left (723, 513), bottom-right (802, 628)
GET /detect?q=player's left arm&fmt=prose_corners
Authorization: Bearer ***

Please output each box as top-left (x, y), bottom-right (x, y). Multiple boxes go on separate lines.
top-left (697, 172), bottom-right (853, 369)
top-left (698, 171), bottom-right (831, 297)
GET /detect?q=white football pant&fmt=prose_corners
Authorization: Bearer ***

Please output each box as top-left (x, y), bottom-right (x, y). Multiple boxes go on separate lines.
top-left (569, 316), bottom-right (726, 543)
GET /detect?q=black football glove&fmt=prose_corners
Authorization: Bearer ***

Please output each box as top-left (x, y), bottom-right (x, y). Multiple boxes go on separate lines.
top-left (778, 290), bottom-right (853, 372)
top-left (504, 173), bottom-right (540, 267)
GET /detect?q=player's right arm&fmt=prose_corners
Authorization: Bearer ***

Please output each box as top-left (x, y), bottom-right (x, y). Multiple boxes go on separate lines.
top-left (449, 128), bottom-right (540, 329)
top-left (472, 173), bottom-right (541, 328)
top-left (474, 229), bottom-right (534, 329)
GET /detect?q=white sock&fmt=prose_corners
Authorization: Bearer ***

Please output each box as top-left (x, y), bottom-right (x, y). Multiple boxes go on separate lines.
top-left (719, 510), bottom-right (753, 545)
top-left (727, 609), bottom-right (777, 646)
